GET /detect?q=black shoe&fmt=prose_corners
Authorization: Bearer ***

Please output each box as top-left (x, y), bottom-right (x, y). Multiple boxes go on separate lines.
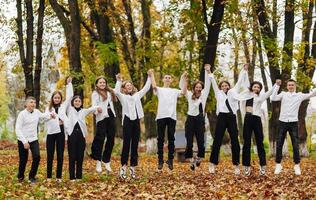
top-left (190, 163), bottom-right (196, 171)
top-left (158, 161), bottom-right (164, 170)
top-left (166, 159), bottom-right (173, 170)
top-left (29, 178), bottom-right (37, 184)
top-left (196, 158), bottom-right (201, 167)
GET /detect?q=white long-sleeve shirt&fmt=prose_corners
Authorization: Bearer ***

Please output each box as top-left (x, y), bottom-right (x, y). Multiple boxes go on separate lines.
top-left (155, 87), bottom-right (182, 120)
top-left (237, 84), bottom-right (278, 117)
top-left (15, 109), bottom-right (51, 144)
top-left (180, 70), bottom-right (212, 116)
top-left (91, 91), bottom-right (116, 123)
top-left (60, 83), bottom-right (99, 137)
top-left (114, 77), bottom-right (151, 123)
top-left (44, 106), bottom-right (63, 135)
top-left (209, 68), bottom-right (249, 115)
top-left (270, 85), bottom-right (316, 122)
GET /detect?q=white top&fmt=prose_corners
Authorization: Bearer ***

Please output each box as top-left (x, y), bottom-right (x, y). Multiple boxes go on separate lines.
top-left (114, 77), bottom-right (151, 123)
top-left (44, 106), bottom-right (64, 135)
top-left (237, 84), bottom-right (278, 117)
top-left (180, 70), bottom-right (212, 116)
top-left (60, 83), bottom-right (99, 137)
top-left (209, 68), bottom-right (249, 115)
top-left (91, 91), bottom-right (116, 123)
top-left (154, 87), bottom-right (182, 120)
top-left (270, 85), bottom-right (316, 122)
top-left (15, 109), bottom-right (51, 144)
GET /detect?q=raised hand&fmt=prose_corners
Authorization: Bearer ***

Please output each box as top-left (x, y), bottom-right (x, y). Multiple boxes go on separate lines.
top-left (116, 74), bottom-right (122, 81)
top-left (67, 77), bottom-right (72, 84)
top-left (276, 79), bottom-right (281, 86)
top-left (243, 63), bottom-right (249, 71)
top-left (147, 69), bottom-right (154, 77)
top-left (205, 64), bottom-right (211, 73)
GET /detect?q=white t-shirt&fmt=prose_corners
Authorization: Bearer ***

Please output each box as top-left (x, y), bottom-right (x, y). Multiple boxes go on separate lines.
top-left (155, 87), bottom-right (182, 120)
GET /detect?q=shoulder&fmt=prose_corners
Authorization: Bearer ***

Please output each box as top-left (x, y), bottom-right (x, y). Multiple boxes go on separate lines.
top-left (92, 91), bottom-right (99, 98)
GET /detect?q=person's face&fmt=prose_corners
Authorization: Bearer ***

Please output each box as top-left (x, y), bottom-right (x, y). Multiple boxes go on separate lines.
top-left (163, 75), bottom-right (172, 85)
top-left (26, 99), bottom-right (36, 111)
top-left (252, 84), bottom-right (261, 94)
top-left (194, 83), bottom-right (203, 94)
top-left (53, 93), bottom-right (62, 105)
top-left (287, 81), bottom-right (296, 92)
top-left (221, 82), bottom-right (230, 93)
top-left (96, 78), bottom-right (107, 90)
top-left (73, 97), bottom-right (82, 108)
top-left (125, 82), bottom-right (134, 93)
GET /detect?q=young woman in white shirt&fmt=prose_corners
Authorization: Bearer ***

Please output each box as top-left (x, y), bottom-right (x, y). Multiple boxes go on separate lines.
top-left (208, 64), bottom-right (249, 175)
top-left (89, 76), bottom-right (117, 174)
top-left (151, 70), bottom-right (187, 171)
top-left (271, 79), bottom-right (316, 175)
top-left (180, 64), bottom-right (211, 170)
top-left (62, 77), bottom-right (101, 180)
top-left (239, 79), bottom-right (280, 176)
top-left (114, 70), bottom-right (153, 179)
top-left (16, 96), bottom-right (54, 183)
top-left (44, 90), bottom-right (66, 181)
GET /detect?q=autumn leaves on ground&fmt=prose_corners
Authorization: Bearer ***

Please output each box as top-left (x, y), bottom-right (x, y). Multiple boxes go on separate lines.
top-left (0, 141), bottom-right (315, 199)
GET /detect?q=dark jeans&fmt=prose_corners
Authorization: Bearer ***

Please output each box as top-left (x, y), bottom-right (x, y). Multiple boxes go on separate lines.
top-left (46, 127), bottom-right (65, 179)
top-left (17, 140), bottom-right (40, 180)
top-left (210, 113), bottom-right (240, 165)
top-left (157, 118), bottom-right (176, 162)
top-left (121, 116), bottom-right (140, 166)
top-left (184, 115), bottom-right (205, 158)
top-left (68, 126), bottom-right (86, 180)
top-left (242, 114), bottom-right (266, 166)
top-left (275, 121), bottom-right (300, 164)
top-left (91, 114), bottom-right (116, 163)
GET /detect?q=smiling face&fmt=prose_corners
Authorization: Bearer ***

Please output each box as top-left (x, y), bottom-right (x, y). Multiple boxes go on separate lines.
top-left (251, 83), bottom-right (262, 94)
top-left (193, 82), bottom-right (203, 95)
top-left (287, 81), bottom-right (296, 92)
top-left (52, 93), bottom-right (62, 105)
top-left (25, 98), bottom-right (36, 111)
top-left (72, 97), bottom-right (82, 108)
top-left (96, 78), bottom-right (107, 90)
top-left (220, 81), bottom-right (230, 93)
top-left (163, 75), bottom-right (172, 87)
top-left (124, 81), bottom-right (134, 94)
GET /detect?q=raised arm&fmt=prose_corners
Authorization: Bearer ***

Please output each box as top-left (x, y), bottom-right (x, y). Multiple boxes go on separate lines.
top-left (270, 80), bottom-right (283, 101)
top-left (301, 89), bottom-right (316, 101)
top-left (202, 64), bottom-right (212, 99)
top-left (151, 69), bottom-right (158, 93)
top-left (232, 64), bottom-right (250, 92)
top-left (209, 73), bottom-right (220, 99)
top-left (15, 112), bottom-right (27, 144)
top-left (259, 84), bottom-right (278, 102)
top-left (82, 106), bottom-right (100, 118)
top-left (138, 71), bottom-right (152, 99)
top-left (114, 74), bottom-right (124, 102)
top-left (180, 72), bottom-right (188, 95)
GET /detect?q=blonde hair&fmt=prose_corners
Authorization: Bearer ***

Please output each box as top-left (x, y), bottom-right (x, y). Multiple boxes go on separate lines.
top-left (121, 80), bottom-right (138, 95)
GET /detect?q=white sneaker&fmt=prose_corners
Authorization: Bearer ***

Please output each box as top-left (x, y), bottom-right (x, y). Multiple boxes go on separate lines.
top-left (129, 167), bottom-right (136, 179)
top-left (294, 164), bottom-right (301, 175)
top-left (119, 166), bottom-right (127, 179)
top-left (244, 166), bottom-right (251, 176)
top-left (208, 163), bottom-right (215, 174)
top-left (274, 164), bottom-right (282, 175)
top-left (96, 161), bottom-right (102, 173)
top-left (103, 162), bottom-right (112, 173)
top-left (259, 166), bottom-right (266, 176)
top-left (234, 165), bottom-right (240, 175)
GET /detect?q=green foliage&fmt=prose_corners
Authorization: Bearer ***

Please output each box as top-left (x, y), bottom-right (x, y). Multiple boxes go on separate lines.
top-left (95, 42), bottom-right (119, 67)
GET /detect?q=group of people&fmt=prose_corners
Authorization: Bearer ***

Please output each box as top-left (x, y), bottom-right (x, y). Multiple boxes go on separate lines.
top-left (15, 64), bottom-right (316, 183)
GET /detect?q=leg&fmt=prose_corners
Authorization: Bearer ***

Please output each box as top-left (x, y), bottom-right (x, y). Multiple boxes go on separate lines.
top-left (130, 119), bottom-right (140, 167)
top-left (227, 115), bottom-right (240, 165)
top-left (288, 122), bottom-right (300, 164)
top-left (121, 117), bottom-right (132, 166)
top-left (184, 117), bottom-right (194, 159)
top-left (102, 117), bottom-right (116, 163)
top-left (76, 131), bottom-right (86, 179)
top-left (157, 119), bottom-right (167, 163)
top-left (56, 130), bottom-right (65, 179)
top-left (253, 117), bottom-right (266, 166)
top-left (46, 134), bottom-right (55, 179)
top-left (242, 115), bottom-right (252, 166)
top-left (17, 140), bottom-right (29, 180)
top-left (68, 133), bottom-right (76, 180)
top-left (195, 116), bottom-right (205, 158)
top-left (167, 118), bottom-right (176, 160)
top-left (275, 122), bottom-right (288, 164)
top-left (29, 140), bottom-right (41, 180)
top-left (91, 119), bottom-right (106, 161)
top-left (209, 114), bottom-right (227, 165)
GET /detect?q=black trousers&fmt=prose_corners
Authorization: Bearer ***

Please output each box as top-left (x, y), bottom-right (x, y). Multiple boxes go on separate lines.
top-left (121, 116), bottom-right (140, 166)
top-left (46, 126), bottom-right (65, 179)
top-left (157, 118), bottom-right (176, 162)
top-left (68, 127), bottom-right (86, 180)
top-left (184, 115), bottom-right (205, 158)
top-left (17, 140), bottom-right (40, 180)
top-left (209, 113), bottom-right (240, 165)
top-left (242, 114), bottom-right (266, 166)
top-left (275, 121), bottom-right (300, 164)
top-left (91, 114), bottom-right (116, 163)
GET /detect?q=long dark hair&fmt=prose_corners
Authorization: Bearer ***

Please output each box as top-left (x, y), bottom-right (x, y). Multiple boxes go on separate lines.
top-left (95, 76), bottom-right (117, 102)
top-left (71, 95), bottom-right (83, 109)
top-left (49, 91), bottom-right (63, 111)
top-left (191, 80), bottom-right (204, 100)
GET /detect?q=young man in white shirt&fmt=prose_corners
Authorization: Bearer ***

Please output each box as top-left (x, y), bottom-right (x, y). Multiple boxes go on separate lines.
top-left (271, 79), bottom-right (316, 175)
top-left (151, 70), bottom-right (187, 170)
top-left (15, 96), bottom-right (54, 183)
